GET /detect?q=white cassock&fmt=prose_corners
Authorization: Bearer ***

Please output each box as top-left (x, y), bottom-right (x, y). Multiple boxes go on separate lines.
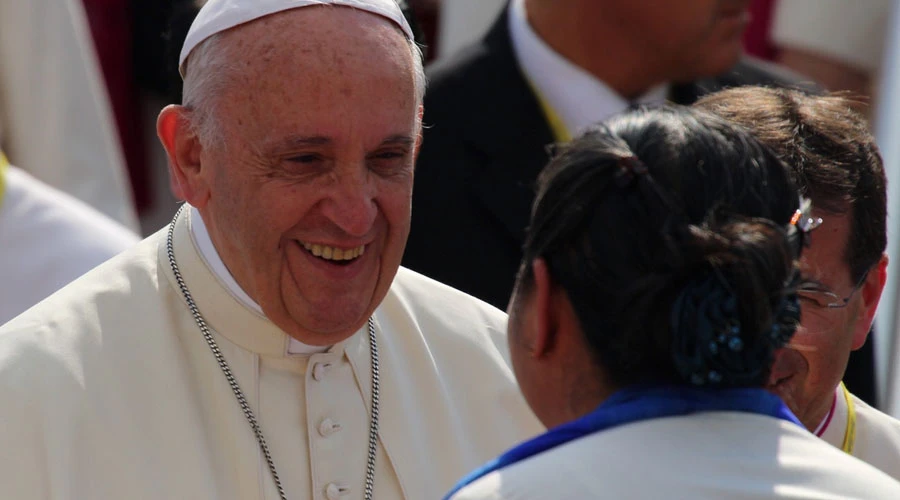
top-left (0, 206), bottom-right (543, 499)
top-left (450, 412), bottom-right (900, 499)
top-left (819, 385), bottom-right (900, 480)
top-left (0, 165), bottom-right (139, 324)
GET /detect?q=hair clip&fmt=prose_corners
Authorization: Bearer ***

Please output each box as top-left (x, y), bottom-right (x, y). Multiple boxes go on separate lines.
top-left (787, 197), bottom-right (822, 253)
top-left (615, 155), bottom-right (649, 188)
top-left (790, 198), bottom-right (823, 232)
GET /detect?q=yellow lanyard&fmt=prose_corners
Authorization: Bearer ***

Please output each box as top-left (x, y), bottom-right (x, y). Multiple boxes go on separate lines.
top-left (0, 151), bottom-right (8, 208)
top-left (527, 81), bottom-right (572, 143)
top-left (839, 382), bottom-right (857, 454)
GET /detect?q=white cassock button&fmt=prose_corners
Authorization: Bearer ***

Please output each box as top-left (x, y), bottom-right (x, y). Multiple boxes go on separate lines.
top-left (325, 482), bottom-right (349, 499)
top-left (312, 362), bottom-right (331, 381)
top-left (318, 418), bottom-right (342, 437)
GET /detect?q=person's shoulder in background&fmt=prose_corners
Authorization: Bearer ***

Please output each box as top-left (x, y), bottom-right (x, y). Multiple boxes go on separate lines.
top-left (0, 166), bottom-right (139, 323)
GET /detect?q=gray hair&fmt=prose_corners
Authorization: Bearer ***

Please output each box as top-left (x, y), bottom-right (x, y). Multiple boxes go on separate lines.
top-left (181, 29), bottom-right (427, 147)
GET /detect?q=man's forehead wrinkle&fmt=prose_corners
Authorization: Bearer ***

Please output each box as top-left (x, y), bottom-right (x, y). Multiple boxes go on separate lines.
top-left (253, 133), bottom-right (415, 158)
top-left (215, 9), bottom-right (318, 64)
top-left (262, 135), bottom-right (332, 153)
top-left (203, 5), bottom-right (417, 152)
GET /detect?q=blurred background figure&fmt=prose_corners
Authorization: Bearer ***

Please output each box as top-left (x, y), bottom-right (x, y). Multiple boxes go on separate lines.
top-left (0, 153), bottom-right (139, 324)
top-left (743, 0), bottom-right (893, 115)
top-left (0, 0), bottom-right (139, 230)
top-left (82, 0), bottom-right (196, 234)
top-left (873, 0), bottom-right (900, 416)
top-left (0, 0), bottom-right (141, 325)
top-left (432, 0), bottom-right (893, 104)
top-left (434, 0), bottom-right (504, 60)
top-left (772, 0), bottom-right (890, 99)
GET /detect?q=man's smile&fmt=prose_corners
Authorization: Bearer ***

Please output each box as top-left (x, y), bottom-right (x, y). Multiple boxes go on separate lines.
top-left (300, 241), bottom-right (366, 263)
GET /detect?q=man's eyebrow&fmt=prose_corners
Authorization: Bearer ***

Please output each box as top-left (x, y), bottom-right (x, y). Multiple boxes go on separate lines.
top-left (265, 135), bottom-right (414, 151)
top-left (799, 275), bottom-right (831, 290)
top-left (265, 135), bottom-right (332, 152)
top-left (378, 134), bottom-right (416, 148)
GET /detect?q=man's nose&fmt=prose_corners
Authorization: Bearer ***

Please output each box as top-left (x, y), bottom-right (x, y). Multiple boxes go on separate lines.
top-left (322, 172), bottom-right (378, 237)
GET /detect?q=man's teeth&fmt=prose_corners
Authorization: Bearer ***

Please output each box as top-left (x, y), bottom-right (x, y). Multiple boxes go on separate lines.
top-left (301, 242), bottom-right (365, 261)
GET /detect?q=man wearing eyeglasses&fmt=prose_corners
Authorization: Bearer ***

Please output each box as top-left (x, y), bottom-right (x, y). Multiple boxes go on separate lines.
top-left (696, 87), bottom-right (900, 480)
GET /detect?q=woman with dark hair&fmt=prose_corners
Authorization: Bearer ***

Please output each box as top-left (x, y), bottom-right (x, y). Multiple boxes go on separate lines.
top-left (445, 106), bottom-right (900, 499)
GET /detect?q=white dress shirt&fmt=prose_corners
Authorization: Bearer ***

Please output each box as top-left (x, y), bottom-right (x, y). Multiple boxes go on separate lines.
top-left (508, 0), bottom-right (667, 139)
top-left (451, 412), bottom-right (900, 499)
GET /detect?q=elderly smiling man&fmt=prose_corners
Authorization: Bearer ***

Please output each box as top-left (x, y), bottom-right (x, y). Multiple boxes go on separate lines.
top-left (0, 1), bottom-right (541, 499)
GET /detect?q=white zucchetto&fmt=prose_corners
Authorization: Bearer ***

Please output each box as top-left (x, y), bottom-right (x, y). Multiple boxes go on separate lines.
top-left (180, 0), bottom-right (413, 76)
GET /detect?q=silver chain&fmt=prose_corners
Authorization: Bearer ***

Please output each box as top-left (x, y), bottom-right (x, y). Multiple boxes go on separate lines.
top-left (165, 205), bottom-right (380, 500)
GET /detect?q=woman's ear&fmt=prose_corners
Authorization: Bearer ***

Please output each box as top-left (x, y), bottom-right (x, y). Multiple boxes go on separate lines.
top-left (530, 258), bottom-right (568, 358)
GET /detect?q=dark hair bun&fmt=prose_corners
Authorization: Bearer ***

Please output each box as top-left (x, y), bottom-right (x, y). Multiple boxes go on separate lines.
top-left (670, 218), bottom-right (801, 388)
top-left (518, 105), bottom-right (803, 389)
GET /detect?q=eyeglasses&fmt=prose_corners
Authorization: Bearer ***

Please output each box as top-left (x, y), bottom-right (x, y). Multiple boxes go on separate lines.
top-left (796, 272), bottom-right (868, 310)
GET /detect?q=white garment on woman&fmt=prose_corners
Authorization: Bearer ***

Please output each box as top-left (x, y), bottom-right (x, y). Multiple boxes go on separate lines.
top-left (451, 411), bottom-right (900, 499)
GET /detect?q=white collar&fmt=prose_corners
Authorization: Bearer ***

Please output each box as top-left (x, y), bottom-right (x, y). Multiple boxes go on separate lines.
top-left (189, 205), bottom-right (329, 354)
top-left (508, 0), bottom-right (668, 137)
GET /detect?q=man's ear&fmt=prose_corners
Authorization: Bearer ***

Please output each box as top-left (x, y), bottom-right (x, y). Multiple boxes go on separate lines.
top-left (157, 105), bottom-right (209, 208)
top-left (852, 253), bottom-right (888, 350)
top-left (412, 104), bottom-right (424, 163)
